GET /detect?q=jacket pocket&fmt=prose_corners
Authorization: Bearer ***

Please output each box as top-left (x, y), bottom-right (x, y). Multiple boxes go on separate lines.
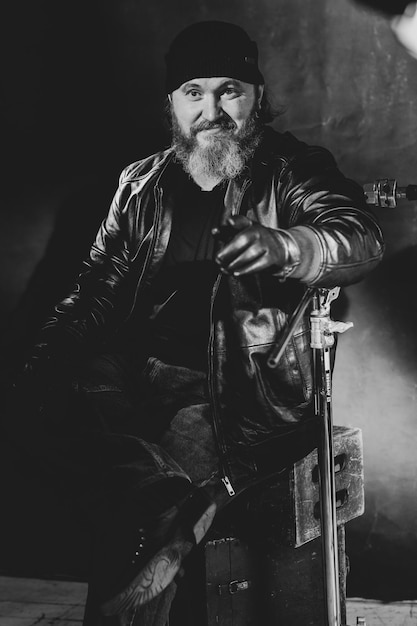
top-left (252, 333), bottom-right (311, 410)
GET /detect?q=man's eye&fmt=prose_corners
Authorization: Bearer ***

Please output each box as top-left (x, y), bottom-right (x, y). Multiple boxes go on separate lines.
top-left (222, 87), bottom-right (240, 98)
top-left (186, 90), bottom-right (201, 99)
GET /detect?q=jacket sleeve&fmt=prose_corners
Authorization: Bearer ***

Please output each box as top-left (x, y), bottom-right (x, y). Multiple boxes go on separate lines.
top-left (277, 145), bottom-right (384, 287)
top-left (29, 168), bottom-right (135, 369)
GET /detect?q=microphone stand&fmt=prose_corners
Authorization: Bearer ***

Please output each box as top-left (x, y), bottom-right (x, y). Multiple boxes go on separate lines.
top-left (267, 173), bottom-right (415, 623)
top-left (268, 287), bottom-right (361, 626)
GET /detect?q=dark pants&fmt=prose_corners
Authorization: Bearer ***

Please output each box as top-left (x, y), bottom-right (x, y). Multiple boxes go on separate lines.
top-left (5, 352), bottom-right (318, 625)
top-left (76, 353), bottom-right (218, 488)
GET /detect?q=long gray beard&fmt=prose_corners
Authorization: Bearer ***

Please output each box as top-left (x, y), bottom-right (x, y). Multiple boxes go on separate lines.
top-left (171, 111), bottom-right (263, 182)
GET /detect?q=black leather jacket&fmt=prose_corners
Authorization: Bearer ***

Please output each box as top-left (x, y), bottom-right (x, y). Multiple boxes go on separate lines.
top-left (34, 128), bottom-right (384, 486)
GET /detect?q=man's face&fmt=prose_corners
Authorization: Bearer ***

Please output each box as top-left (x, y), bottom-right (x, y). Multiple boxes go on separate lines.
top-left (169, 76), bottom-right (264, 184)
top-left (170, 76), bottom-right (263, 142)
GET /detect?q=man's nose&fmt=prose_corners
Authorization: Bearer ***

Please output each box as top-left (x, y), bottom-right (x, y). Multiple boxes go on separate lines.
top-left (202, 94), bottom-right (222, 121)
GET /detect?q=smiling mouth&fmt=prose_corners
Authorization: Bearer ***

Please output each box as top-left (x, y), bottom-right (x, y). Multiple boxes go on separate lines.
top-left (194, 120), bottom-right (236, 135)
top-left (197, 125), bottom-right (236, 138)
top-left (199, 127), bottom-right (223, 134)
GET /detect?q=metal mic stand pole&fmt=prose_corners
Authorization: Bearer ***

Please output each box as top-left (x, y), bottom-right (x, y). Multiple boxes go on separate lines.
top-left (268, 286), bottom-right (356, 626)
top-left (311, 287), bottom-right (353, 626)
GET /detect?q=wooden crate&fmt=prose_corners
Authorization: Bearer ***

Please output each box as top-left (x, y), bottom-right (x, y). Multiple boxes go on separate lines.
top-left (204, 529), bottom-right (348, 626)
top-left (292, 425), bottom-right (364, 546)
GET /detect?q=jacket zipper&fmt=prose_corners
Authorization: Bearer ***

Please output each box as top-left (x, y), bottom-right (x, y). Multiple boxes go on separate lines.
top-left (207, 273), bottom-right (236, 497)
top-left (207, 178), bottom-right (253, 498)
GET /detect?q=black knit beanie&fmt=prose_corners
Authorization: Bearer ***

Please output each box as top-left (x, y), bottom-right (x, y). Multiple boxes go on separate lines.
top-left (165, 21), bottom-right (264, 93)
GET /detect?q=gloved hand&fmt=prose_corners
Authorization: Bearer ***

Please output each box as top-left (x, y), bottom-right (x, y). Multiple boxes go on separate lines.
top-left (213, 215), bottom-right (289, 277)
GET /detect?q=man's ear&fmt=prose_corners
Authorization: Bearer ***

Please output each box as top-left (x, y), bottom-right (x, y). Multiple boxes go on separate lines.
top-left (168, 94), bottom-right (173, 104)
top-left (256, 85), bottom-right (265, 109)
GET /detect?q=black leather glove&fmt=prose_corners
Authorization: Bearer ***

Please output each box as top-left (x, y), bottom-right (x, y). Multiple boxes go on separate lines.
top-left (213, 215), bottom-right (296, 277)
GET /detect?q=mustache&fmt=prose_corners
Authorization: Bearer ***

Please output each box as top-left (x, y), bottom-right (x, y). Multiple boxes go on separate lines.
top-left (190, 117), bottom-right (237, 136)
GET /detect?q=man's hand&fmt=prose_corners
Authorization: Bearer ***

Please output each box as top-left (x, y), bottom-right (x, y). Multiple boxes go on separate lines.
top-left (213, 215), bottom-right (288, 276)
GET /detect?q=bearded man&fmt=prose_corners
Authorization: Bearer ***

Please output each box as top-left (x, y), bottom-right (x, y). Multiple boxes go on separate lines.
top-left (7, 20), bottom-right (384, 626)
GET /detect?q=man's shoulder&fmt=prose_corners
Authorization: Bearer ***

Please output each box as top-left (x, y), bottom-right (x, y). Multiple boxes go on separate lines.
top-left (118, 148), bottom-right (174, 184)
top-left (261, 127), bottom-right (336, 168)
top-left (264, 126), bottom-right (331, 161)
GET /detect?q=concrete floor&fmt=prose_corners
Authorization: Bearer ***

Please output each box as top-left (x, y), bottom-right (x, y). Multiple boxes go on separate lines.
top-left (0, 576), bottom-right (85, 626)
top-left (1, 576), bottom-right (417, 626)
